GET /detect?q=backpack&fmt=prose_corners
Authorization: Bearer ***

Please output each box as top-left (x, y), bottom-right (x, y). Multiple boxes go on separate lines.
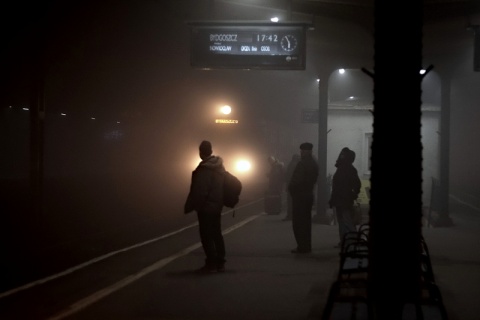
top-left (223, 171), bottom-right (242, 208)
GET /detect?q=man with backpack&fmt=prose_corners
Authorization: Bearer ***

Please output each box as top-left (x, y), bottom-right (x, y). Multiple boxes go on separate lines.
top-left (184, 140), bottom-right (227, 273)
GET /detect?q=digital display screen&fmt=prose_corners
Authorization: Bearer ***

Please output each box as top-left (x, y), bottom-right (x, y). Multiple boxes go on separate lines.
top-left (189, 22), bottom-right (308, 70)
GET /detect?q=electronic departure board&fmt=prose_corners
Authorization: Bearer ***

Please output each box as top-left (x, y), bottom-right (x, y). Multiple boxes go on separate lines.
top-left (189, 22), bottom-right (309, 70)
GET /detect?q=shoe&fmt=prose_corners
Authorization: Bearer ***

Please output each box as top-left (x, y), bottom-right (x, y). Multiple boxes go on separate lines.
top-left (291, 248), bottom-right (311, 254)
top-left (195, 265), bottom-right (217, 274)
top-left (216, 258), bottom-right (226, 272)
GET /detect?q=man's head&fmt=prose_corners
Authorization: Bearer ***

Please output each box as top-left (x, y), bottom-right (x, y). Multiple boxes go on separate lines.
top-left (299, 142), bottom-right (313, 156)
top-left (199, 140), bottom-right (212, 159)
top-left (300, 142), bottom-right (313, 151)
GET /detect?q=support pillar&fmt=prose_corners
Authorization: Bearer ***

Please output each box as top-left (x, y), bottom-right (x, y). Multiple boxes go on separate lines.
top-left (434, 72), bottom-right (454, 227)
top-left (312, 70), bottom-right (332, 224)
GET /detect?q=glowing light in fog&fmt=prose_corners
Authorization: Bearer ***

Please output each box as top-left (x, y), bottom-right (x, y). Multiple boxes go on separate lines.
top-left (236, 160), bottom-right (251, 172)
top-left (220, 105), bottom-right (231, 115)
top-left (271, 17), bottom-right (279, 22)
top-left (215, 119), bottom-right (238, 124)
top-left (339, 69), bottom-right (345, 74)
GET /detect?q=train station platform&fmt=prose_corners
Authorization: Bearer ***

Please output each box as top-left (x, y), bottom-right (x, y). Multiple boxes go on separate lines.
top-left (66, 199), bottom-right (480, 320)
top-left (0, 197), bottom-right (479, 320)
top-left (160, 202), bottom-right (479, 320)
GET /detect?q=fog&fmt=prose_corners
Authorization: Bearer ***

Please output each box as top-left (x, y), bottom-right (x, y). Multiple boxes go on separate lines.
top-left (1, 0), bottom-right (480, 292)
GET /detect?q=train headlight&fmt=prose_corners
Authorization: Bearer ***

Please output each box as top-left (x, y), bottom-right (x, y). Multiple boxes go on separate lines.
top-left (235, 159), bottom-right (251, 172)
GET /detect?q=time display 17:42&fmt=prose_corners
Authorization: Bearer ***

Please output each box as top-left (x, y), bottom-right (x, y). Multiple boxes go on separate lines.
top-left (255, 33), bottom-right (298, 52)
top-left (256, 34), bottom-right (279, 42)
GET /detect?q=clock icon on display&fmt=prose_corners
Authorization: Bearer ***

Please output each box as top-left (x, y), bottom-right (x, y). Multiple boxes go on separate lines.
top-left (280, 35), bottom-right (298, 52)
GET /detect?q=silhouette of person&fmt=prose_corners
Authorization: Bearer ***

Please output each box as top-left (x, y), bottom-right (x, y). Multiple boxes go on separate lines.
top-left (288, 142), bottom-right (319, 253)
top-left (283, 153), bottom-right (300, 221)
top-left (266, 155), bottom-right (284, 196)
top-left (329, 147), bottom-right (361, 248)
top-left (184, 140), bottom-right (226, 273)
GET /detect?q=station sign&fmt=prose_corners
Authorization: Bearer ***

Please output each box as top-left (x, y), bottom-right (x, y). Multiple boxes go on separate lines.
top-left (189, 21), bottom-right (309, 70)
top-left (215, 119), bottom-right (239, 124)
top-left (301, 108), bottom-right (318, 123)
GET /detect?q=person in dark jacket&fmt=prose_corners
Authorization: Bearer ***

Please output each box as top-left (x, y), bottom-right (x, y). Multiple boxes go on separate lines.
top-left (266, 156), bottom-right (285, 195)
top-left (329, 147), bottom-right (361, 248)
top-left (265, 155), bottom-right (285, 214)
top-left (184, 140), bottom-right (226, 273)
top-left (288, 142), bottom-right (319, 253)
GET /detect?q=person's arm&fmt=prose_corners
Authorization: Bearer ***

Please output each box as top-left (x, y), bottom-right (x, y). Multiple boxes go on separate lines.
top-left (288, 162), bottom-right (304, 193)
top-left (352, 171), bottom-right (362, 200)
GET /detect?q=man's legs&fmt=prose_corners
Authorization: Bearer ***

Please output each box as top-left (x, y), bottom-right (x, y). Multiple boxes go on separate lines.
top-left (197, 212), bottom-right (225, 271)
top-left (291, 196), bottom-right (302, 250)
top-left (197, 212), bottom-right (217, 269)
top-left (211, 213), bottom-right (226, 270)
top-left (300, 194), bottom-right (313, 251)
top-left (335, 206), bottom-right (356, 246)
top-left (284, 193), bottom-right (293, 221)
top-left (291, 194), bottom-right (313, 253)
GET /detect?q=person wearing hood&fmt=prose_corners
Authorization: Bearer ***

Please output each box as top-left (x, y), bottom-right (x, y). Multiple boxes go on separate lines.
top-left (264, 155), bottom-right (285, 214)
top-left (266, 155), bottom-right (285, 196)
top-left (329, 147), bottom-right (362, 248)
top-left (184, 140), bottom-right (227, 273)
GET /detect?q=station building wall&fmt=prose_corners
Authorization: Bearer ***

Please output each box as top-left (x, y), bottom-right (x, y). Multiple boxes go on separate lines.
top-left (326, 105), bottom-right (440, 206)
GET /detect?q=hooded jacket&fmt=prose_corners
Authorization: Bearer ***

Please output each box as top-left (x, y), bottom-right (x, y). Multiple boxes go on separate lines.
top-left (329, 148), bottom-right (361, 208)
top-left (184, 155), bottom-right (226, 214)
top-left (267, 156), bottom-right (285, 194)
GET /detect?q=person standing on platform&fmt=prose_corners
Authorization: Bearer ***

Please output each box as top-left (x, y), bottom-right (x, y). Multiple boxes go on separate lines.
top-left (266, 155), bottom-right (285, 196)
top-left (288, 142), bottom-right (319, 254)
top-left (265, 156), bottom-right (285, 214)
top-left (329, 147), bottom-right (361, 248)
top-left (184, 140), bottom-right (227, 273)
top-left (283, 153), bottom-right (300, 221)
